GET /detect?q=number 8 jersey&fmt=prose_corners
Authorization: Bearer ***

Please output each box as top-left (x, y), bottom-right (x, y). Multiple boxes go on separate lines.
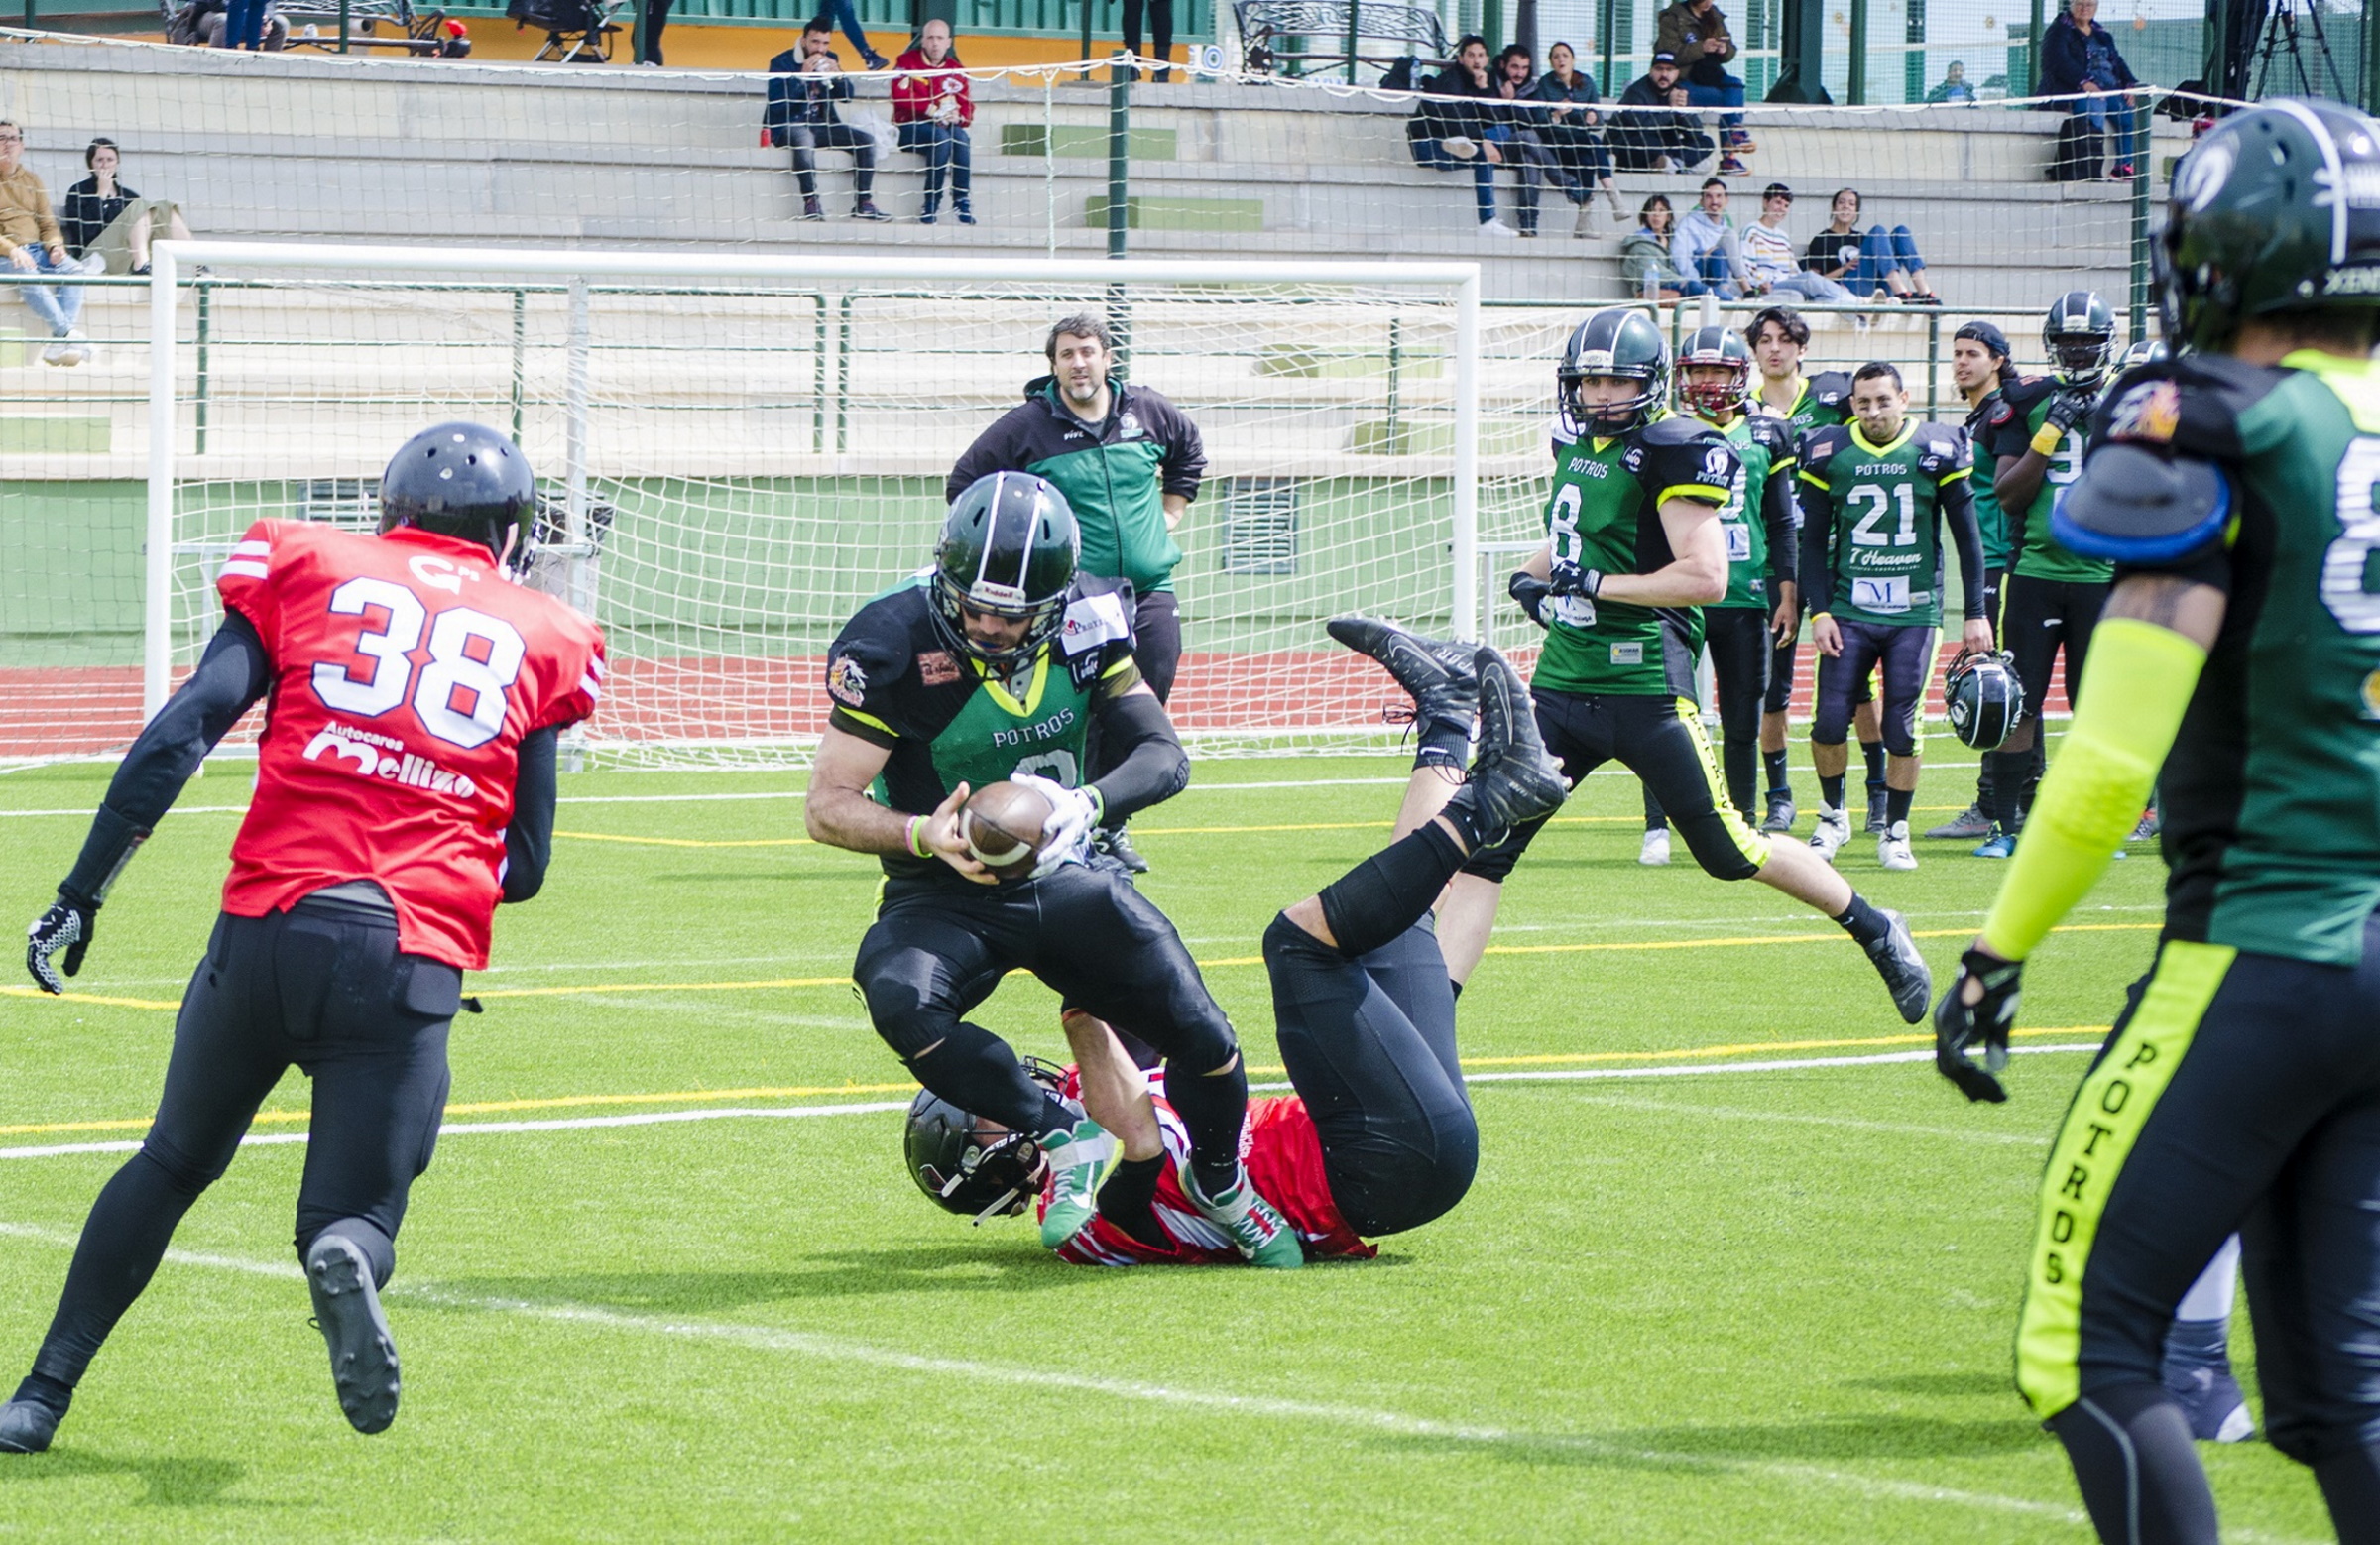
top-left (214, 519), bottom-right (607, 970)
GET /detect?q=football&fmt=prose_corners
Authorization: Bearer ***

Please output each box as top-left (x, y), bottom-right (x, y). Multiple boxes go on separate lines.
top-left (962, 780), bottom-right (1054, 870)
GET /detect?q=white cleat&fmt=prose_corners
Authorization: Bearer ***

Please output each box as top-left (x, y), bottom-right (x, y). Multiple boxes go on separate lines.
top-left (1638, 828), bottom-right (1671, 866)
top-left (1878, 820), bottom-right (1918, 871)
top-left (1808, 805), bottom-right (1851, 863)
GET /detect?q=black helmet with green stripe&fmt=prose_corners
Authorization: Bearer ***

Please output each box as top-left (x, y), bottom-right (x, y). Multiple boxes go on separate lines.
top-left (2158, 98), bottom-right (2380, 351)
top-left (1558, 307), bottom-right (1669, 438)
top-left (931, 471), bottom-right (1081, 670)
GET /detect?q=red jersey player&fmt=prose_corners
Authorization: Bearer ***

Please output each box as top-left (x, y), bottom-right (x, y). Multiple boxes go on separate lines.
top-left (3, 423), bottom-right (603, 1454)
top-left (900, 620), bottom-right (1568, 1266)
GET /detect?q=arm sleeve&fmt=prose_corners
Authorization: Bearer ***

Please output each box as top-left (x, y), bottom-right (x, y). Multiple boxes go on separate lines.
top-left (501, 726), bottom-right (558, 903)
top-left (1940, 470), bottom-right (1986, 617)
top-left (1086, 689), bottom-right (1189, 823)
top-left (60, 611), bottom-right (272, 904)
top-left (1795, 475), bottom-right (1835, 616)
top-left (1977, 618), bottom-right (2207, 959)
top-left (1761, 462), bottom-right (1798, 588)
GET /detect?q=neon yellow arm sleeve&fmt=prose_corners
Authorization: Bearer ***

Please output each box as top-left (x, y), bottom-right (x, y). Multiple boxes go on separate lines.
top-left (1977, 618), bottom-right (2208, 961)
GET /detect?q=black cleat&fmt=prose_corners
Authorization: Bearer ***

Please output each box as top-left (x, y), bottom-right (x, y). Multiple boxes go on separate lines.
top-left (1864, 907), bottom-right (1933, 1024)
top-left (1759, 789), bottom-right (1797, 834)
top-left (1448, 646), bottom-right (1568, 841)
top-left (0, 1399), bottom-right (60, 1454)
top-left (306, 1234), bottom-right (400, 1436)
top-left (1865, 786), bottom-right (1891, 835)
top-left (1094, 826), bottom-right (1150, 875)
top-left (1924, 803), bottom-right (1994, 841)
top-left (1327, 615), bottom-right (1479, 738)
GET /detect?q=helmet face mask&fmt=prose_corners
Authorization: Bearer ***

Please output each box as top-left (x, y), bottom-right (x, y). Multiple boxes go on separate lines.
top-left (2043, 291), bottom-right (2117, 392)
top-left (904, 1058), bottom-right (1065, 1222)
top-left (1675, 325), bottom-right (1753, 416)
top-left (931, 471), bottom-right (1082, 671)
top-left (1559, 307), bottom-right (1671, 439)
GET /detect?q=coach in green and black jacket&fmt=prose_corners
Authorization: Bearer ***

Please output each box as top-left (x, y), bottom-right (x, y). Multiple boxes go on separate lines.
top-left (946, 312), bottom-right (1206, 710)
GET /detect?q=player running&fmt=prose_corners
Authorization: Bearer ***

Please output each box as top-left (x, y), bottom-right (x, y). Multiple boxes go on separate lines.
top-left (1420, 307), bottom-right (1931, 1022)
top-left (1639, 325), bottom-right (1797, 866)
top-left (0, 424), bottom-right (604, 1452)
top-left (1796, 361), bottom-right (1992, 871)
top-left (903, 633), bottom-right (1568, 1264)
top-left (1933, 100), bottom-right (2380, 1543)
top-left (1975, 290), bottom-right (2118, 859)
top-left (806, 470), bottom-right (1303, 1268)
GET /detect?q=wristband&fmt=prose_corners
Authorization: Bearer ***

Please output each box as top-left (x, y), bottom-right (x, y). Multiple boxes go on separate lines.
top-left (905, 814), bottom-right (930, 857)
top-left (2030, 424), bottom-right (2066, 457)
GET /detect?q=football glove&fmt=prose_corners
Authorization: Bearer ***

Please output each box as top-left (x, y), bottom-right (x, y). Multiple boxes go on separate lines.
top-left (1547, 559), bottom-right (1606, 599)
top-left (1934, 948), bottom-right (2023, 1104)
top-left (1013, 774), bottom-right (1100, 880)
top-left (26, 889), bottom-right (97, 996)
top-left (2044, 390), bottom-right (2092, 436)
top-left (1508, 569), bottom-right (1553, 628)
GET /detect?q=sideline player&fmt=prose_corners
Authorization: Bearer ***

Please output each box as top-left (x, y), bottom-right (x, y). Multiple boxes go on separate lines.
top-left (1796, 362), bottom-right (1991, 871)
top-left (806, 470), bottom-right (1302, 1267)
top-left (1639, 325), bottom-right (1796, 865)
top-left (1423, 307), bottom-right (1932, 1022)
top-left (905, 634), bottom-right (1568, 1263)
top-left (1933, 101), bottom-right (2380, 1542)
top-left (1976, 290), bottom-right (2117, 859)
top-left (1744, 305), bottom-right (1888, 833)
top-left (0, 423), bottom-right (604, 1451)
top-left (947, 313), bottom-right (1206, 874)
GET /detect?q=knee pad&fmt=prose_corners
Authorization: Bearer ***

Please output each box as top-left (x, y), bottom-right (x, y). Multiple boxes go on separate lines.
top-left (134, 1133), bottom-right (229, 1199)
top-left (1168, 1003), bottom-right (1239, 1076)
top-left (1880, 710), bottom-right (1920, 759)
top-left (1261, 910), bottom-right (1332, 970)
top-left (1675, 809), bottom-right (1765, 882)
top-left (854, 950), bottom-right (954, 1061)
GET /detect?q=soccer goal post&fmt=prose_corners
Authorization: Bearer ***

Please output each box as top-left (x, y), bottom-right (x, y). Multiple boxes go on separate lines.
top-left (131, 241), bottom-right (1511, 768)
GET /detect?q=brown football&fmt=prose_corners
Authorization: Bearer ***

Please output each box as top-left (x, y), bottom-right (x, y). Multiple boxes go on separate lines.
top-left (962, 780), bottom-right (1055, 870)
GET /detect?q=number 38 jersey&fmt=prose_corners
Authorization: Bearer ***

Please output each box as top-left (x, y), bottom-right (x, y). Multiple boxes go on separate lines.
top-left (1534, 413), bottom-right (1738, 697)
top-left (1798, 420), bottom-right (1971, 629)
top-left (214, 520), bottom-right (607, 970)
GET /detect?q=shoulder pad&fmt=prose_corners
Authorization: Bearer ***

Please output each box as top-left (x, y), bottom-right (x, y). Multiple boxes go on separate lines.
top-left (2091, 356), bottom-right (2278, 458)
top-left (1915, 422), bottom-right (1969, 465)
top-left (1751, 415), bottom-right (1793, 453)
top-left (2001, 374), bottom-right (2058, 412)
top-left (1639, 415), bottom-right (1718, 448)
top-left (1058, 582), bottom-right (1135, 658)
top-left (2051, 443), bottom-right (2232, 564)
top-left (1800, 424), bottom-right (1850, 462)
top-left (1810, 371), bottom-right (1853, 406)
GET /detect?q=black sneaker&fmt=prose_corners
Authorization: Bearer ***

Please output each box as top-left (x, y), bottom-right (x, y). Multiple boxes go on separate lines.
top-left (1924, 803), bottom-right (1993, 841)
top-left (1445, 646), bottom-right (1567, 841)
top-left (306, 1234), bottom-right (401, 1436)
top-left (1325, 615), bottom-right (1479, 740)
top-left (853, 201), bottom-right (892, 222)
top-left (0, 1398), bottom-right (60, 1454)
top-left (1863, 906), bottom-right (1933, 1024)
top-left (1865, 786), bottom-right (1891, 835)
top-left (1094, 826), bottom-right (1150, 875)
top-left (2161, 1346), bottom-right (2255, 1442)
top-left (1759, 789), bottom-right (1796, 834)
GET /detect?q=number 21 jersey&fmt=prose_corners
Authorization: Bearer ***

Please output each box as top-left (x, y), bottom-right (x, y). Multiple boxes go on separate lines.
top-left (214, 519), bottom-right (607, 970)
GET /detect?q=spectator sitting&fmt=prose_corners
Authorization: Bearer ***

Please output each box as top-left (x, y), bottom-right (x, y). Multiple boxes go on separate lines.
top-left (1488, 44), bottom-right (1561, 238)
top-left (1405, 35), bottom-right (1517, 237)
top-left (1529, 42), bottom-right (1627, 232)
top-left (892, 20), bottom-right (973, 226)
top-left (1802, 186), bottom-right (1941, 302)
top-left (1655, 0), bottom-right (1749, 173)
top-left (1610, 53), bottom-right (1717, 174)
top-left (1617, 194), bottom-right (1715, 301)
top-left (765, 18), bottom-right (890, 223)
top-left (1673, 176), bottom-right (1748, 300)
top-left (62, 139), bottom-right (192, 278)
top-left (1740, 182), bottom-right (1848, 302)
top-left (167, 0), bottom-right (288, 48)
top-left (0, 122), bottom-right (93, 367)
top-left (2041, 0), bottom-right (2141, 179)
top-left (1925, 60), bottom-right (1975, 103)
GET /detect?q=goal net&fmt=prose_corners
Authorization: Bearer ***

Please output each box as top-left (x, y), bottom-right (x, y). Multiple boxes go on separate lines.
top-left (131, 244), bottom-right (1506, 767)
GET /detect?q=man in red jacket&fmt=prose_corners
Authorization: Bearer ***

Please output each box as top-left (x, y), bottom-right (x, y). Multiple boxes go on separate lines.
top-left (891, 20), bottom-right (973, 225)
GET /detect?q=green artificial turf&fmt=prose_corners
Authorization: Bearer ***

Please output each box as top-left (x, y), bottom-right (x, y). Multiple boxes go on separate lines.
top-left (0, 745), bottom-right (2341, 1542)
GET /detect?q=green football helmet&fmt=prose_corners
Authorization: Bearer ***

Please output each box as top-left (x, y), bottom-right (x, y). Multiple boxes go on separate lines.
top-left (2043, 291), bottom-right (2118, 392)
top-left (1674, 324), bottom-right (1753, 416)
top-left (931, 471), bottom-right (1081, 670)
top-left (1558, 307), bottom-right (1670, 439)
top-left (2158, 99), bottom-right (2380, 351)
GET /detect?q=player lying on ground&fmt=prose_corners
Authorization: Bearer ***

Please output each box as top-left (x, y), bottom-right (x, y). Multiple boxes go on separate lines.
top-left (808, 470), bottom-right (1302, 1267)
top-left (903, 637), bottom-right (1568, 1262)
top-left (1933, 100), bottom-right (2380, 1544)
top-left (1, 423), bottom-right (605, 1453)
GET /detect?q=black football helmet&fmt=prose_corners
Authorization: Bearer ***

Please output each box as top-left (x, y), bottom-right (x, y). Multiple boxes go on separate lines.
top-left (2043, 291), bottom-right (2118, 392)
top-left (931, 471), bottom-right (1081, 670)
top-left (2159, 99), bottom-right (2380, 351)
top-left (1558, 307), bottom-right (1670, 439)
top-left (1675, 325), bottom-right (1753, 417)
top-left (378, 422), bottom-right (535, 563)
top-left (904, 1058), bottom-right (1067, 1222)
top-left (1945, 651), bottom-right (2026, 751)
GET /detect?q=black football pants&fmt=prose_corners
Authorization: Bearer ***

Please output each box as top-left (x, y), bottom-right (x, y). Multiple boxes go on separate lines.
top-left (28, 897), bottom-right (459, 1393)
top-left (1647, 604), bottom-right (1769, 824)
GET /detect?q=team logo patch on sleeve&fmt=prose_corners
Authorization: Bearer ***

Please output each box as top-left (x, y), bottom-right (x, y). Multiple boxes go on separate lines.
top-left (916, 651), bottom-right (961, 686)
top-left (2105, 380), bottom-right (2183, 444)
top-left (827, 654), bottom-right (869, 707)
top-left (1060, 592), bottom-right (1131, 656)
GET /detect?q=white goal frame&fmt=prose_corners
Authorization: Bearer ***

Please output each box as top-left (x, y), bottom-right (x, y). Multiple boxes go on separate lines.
top-left (141, 241), bottom-right (1484, 734)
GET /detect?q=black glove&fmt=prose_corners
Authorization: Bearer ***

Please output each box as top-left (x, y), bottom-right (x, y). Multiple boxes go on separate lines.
top-left (2044, 390), bottom-right (2092, 436)
top-left (1934, 948), bottom-right (2023, 1104)
top-left (27, 888), bottom-right (98, 995)
top-left (1509, 569), bottom-right (1553, 628)
top-left (1547, 559), bottom-right (1606, 599)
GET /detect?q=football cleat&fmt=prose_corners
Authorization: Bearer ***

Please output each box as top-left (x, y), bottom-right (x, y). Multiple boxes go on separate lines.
top-left (2129, 807), bottom-right (2162, 843)
top-left (1878, 821), bottom-right (1917, 872)
top-left (1924, 803), bottom-right (1994, 841)
top-left (1638, 828), bottom-right (1671, 867)
top-left (306, 1233), bottom-right (401, 1436)
top-left (1447, 646), bottom-right (1569, 842)
top-left (1972, 831), bottom-right (2016, 860)
top-left (1759, 790), bottom-right (1797, 833)
top-left (1185, 1167), bottom-right (1303, 1269)
top-left (0, 1399), bottom-right (60, 1455)
top-left (1808, 805), bottom-right (1851, 862)
top-left (1093, 826), bottom-right (1150, 875)
top-left (1326, 615), bottom-right (1480, 745)
top-left (2162, 1346), bottom-right (2255, 1443)
top-left (1864, 786), bottom-right (1891, 835)
top-left (1036, 1113), bottom-right (1115, 1248)
top-left (1865, 907), bottom-right (1934, 1024)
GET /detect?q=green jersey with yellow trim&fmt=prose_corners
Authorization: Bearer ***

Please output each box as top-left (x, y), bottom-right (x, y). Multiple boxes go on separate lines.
top-left (1769, 371), bottom-right (1851, 444)
top-left (2086, 351), bottom-right (2380, 966)
top-left (823, 575), bottom-right (1141, 883)
top-left (1799, 420), bottom-right (1973, 629)
top-left (1534, 413), bottom-right (1738, 698)
top-left (1964, 390), bottom-right (2012, 570)
top-left (1707, 411), bottom-right (1796, 611)
top-left (1985, 375), bottom-right (2114, 584)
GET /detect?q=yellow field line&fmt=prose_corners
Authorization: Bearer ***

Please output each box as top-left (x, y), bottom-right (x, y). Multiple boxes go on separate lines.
top-left (0, 985), bottom-right (185, 1010)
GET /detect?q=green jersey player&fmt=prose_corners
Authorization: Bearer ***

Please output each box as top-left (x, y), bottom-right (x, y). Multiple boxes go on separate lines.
top-left (1933, 100), bottom-right (2380, 1544)
top-left (1434, 306), bottom-right (1933, 1027)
